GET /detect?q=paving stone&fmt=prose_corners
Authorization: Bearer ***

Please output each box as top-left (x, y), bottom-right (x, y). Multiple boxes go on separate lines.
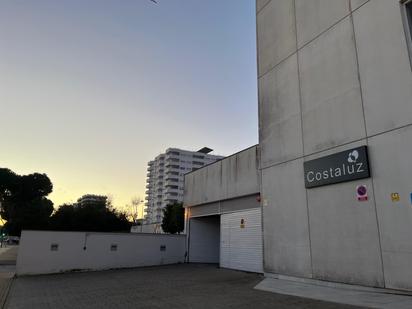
top-left (6, 264), bottom-right (363, 309)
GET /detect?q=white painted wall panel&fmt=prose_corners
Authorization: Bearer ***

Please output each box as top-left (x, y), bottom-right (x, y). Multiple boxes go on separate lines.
top-left (220, 208), bottom-right (263, 273)
top-left (17, 231), bottom-right (186, 275)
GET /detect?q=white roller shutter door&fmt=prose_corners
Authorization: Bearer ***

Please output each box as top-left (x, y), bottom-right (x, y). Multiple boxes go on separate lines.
top-left (220, 208), bottom-right (263, 273)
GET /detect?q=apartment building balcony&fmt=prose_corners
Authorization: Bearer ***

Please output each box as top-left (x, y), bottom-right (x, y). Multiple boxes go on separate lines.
top-left (165, 151), bottom-right (180, 159)
top-left (165, 162), bottom-right (180, 168)
top-left (164, 176), bottom-right (179, 182)
top-left (165, 183), bottom-right (179, 189)
top-left (166, 170), bottom-right (180, 177)
top-left (164, 198), bottom-right (178, 204)
top-left (164, 196), bottom-right (179, 202)
top-left (191, 161), bottom-right (205, 167)
top-left (165, 166), bottom-right (180, 173)
top-left (164, 179), bottom-right (179, 187)
top-left (165, 187), bottom-right (179, 195)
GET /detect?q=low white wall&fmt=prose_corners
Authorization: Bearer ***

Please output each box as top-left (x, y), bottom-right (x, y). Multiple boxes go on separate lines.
top-left (17, 230), bottom-right (186, 275)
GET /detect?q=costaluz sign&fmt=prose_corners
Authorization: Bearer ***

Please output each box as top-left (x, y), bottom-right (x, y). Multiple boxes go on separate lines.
top-left (304, 146), bottom-right (370, 188)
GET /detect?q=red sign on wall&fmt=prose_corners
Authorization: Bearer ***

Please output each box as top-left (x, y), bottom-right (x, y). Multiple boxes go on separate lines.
top-left (356, 185), bottom-right (368, 201)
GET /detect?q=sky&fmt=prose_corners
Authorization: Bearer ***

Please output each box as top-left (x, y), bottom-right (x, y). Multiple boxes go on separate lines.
top-left (0, 0), bottom-right (258, 214)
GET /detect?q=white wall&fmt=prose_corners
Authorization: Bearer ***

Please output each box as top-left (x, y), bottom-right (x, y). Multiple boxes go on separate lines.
top-left (17, 230), bottom-right (186, 275)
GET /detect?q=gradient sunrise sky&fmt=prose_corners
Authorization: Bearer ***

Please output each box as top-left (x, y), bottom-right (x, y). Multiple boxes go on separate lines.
top-left (0, 0), bottom-right (258, 214)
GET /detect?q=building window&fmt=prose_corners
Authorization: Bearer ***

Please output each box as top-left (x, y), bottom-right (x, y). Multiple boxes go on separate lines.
top-left (402, 0), bottom-right (412, 65)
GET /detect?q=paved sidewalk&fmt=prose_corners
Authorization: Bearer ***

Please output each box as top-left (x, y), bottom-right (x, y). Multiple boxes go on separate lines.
top-left (256, 277), bottom-right (412, 309)
top-left (5, 264), bottom-right (364, 309)
top-left (0, 246), bottom-right (17, 309)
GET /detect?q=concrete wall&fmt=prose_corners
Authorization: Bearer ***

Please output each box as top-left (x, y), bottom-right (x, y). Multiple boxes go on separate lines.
top-left (188, 195), bottom-right (261, 218)
top-left (257, 0), bottom-right (412, 290)
top-left (17, 230), bottom-right (186, 275)
top-left (184, 146), bottom-right (259, 207)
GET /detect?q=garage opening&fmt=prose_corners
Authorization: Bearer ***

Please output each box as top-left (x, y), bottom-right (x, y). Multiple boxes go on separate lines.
top-left (188, 215), bottom-right (220, 263)
top-left (187, 208), bottom-right (263, 273)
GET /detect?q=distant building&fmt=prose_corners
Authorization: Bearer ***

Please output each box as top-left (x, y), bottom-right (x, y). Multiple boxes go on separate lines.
top-left (130, 219), bottom-right (144, 233)
top-left (77, 194), bottom-right (107, 207)
top-left (144, 147), bottom-right (224, 226)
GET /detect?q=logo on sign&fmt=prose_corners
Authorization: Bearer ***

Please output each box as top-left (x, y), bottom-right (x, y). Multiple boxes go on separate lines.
top-left (304, 146), bottom-right (370, 188)
top-left (356, 185), bottom-right (368, 201)
top-left (348, 150), bottom-right (359, 163)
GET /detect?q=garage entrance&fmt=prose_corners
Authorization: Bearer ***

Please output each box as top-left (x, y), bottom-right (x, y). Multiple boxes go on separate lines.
top-left (188, 215), bottom-right (220, 263)
top-left (188, 208), bottom-right (263, 273)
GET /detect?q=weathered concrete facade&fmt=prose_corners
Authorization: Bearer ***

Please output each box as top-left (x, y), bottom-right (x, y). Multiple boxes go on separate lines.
top-left (184, 145), bottom-right (260, 209)
top-left (184, 146), bottom-right (262, 268)
top-left (257, 0), bottom-right (412, 290)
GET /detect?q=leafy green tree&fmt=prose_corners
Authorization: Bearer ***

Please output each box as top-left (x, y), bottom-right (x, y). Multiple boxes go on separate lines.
top-left (0, 168), bottom-right (54, 235)
top-left (50, 198), bottom-right (131, 232)
top-left (161, 202), bottom-right (184, 234)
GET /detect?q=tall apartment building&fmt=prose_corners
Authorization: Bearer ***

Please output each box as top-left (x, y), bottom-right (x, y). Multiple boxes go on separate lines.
top-left (144, 147), bottom-right (224, 224)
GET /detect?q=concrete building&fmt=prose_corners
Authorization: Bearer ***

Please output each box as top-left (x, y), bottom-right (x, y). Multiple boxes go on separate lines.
top-left (144, 147), bottom-right (223, 227)
top-left (184, 0), bottom-right (412, 292)
top-left (77, 194), bottom-right (107, 207)
top-left (184, 146), bottom-right (262, 273)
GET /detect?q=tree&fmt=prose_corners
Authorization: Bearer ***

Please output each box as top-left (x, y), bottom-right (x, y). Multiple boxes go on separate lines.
top-left (161, 202), bottom-right (184, 234)
top-left (50, 197), bottom-right (132, 232)
top-left (0, 168), bottom-right (54, 235)
top-left (123, 197), bottom-right (143, 224)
